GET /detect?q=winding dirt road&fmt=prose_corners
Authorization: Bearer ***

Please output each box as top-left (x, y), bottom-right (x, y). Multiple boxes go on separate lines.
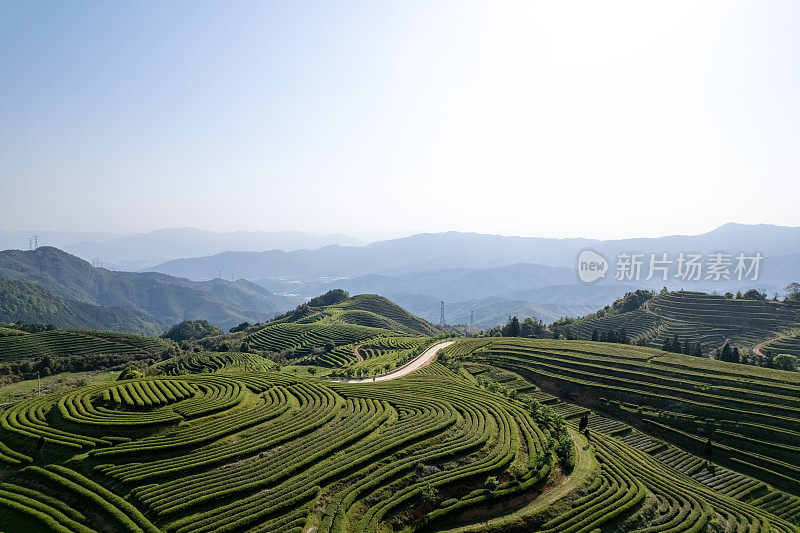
top-left (335, 340), bottom-right (454, 384)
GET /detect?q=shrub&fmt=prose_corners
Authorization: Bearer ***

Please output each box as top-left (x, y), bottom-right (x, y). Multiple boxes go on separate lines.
top-left (117, 366), bottom-right (143, 380)
top-left (420, 484), bottom-right (438, 503)
top-left (773, 354), bottom-right (798, 372)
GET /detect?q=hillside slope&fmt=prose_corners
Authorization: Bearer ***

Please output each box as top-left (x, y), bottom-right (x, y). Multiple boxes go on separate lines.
top-left (565, 290), bottom-right (800, 358)
top-left (0, 247), bottom-right (294, 331)
top-left (238, 293), bottom-right (442, 372)
top-left (0, 279), bottom-right (162, 335)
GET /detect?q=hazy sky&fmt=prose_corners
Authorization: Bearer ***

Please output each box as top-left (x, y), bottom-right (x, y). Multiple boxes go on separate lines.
top-left (1, 1), bottom-right (798, 239)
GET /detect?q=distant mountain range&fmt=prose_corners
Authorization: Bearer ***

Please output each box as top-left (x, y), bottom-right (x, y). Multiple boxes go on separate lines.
top-left (0, 228), bottom-right (361, 271)
top-left (147, 223), bottom-right (800, 280)
top-left (1, 224), bottom-right (798, 332)
top-left (143, 223), bottom-right (800, 327)
top-left (0, 247), bottom-right (296, 333)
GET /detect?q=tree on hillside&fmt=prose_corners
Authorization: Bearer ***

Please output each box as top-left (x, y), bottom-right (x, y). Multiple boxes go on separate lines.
top-left (307, 289), bottom-right (349, 307)
top-left (735, 291), bottom-right (743, 299)
top-left (774, 354), bottom-right (798, 372)
top-left (591, 329), bottom-right (599, 341)
top-left (502, 316), bottom-right (521, 337)
top-left (229, 322), bottom-right (251, 333)
top-left (720, 343), bottom-right (733, 363)
top-left (552, 328), bottom-right (560, 340)
top-left (521, 317), bottom-right (544, 338)
top-left (786, 283), bottom-right (800, 302)
top-left (578, 415), bottom-right (589, 432)
top-left (732, 347), bottom-right (741, 364)
top-left (613, 290), bottom-right (656, 313)
top-left (704, 438), bottom-right (713, 459)
top-left (742, 289), bottom-right (767, 301)
top-left (619, 328), bottom-right (629, 344)
top-left (162, 320), bottom-right (222, 342)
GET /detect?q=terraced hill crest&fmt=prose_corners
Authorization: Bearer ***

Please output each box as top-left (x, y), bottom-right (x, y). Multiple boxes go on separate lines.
top-left (563, 290), bottom-right (800, 359)
top-left (240, 293), bottom-right (442, 374)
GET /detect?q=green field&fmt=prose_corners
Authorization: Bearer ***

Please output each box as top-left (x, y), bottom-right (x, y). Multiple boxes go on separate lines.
top-left (1, 293), bottom-right (800, 532)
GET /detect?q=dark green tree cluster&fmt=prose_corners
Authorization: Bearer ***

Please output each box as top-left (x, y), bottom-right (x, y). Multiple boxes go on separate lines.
top-left (521, 317), bottom-right (545, 338)
top-left (0, 345), bottom-right (178, 383)
top-left (307, 289), bottom-right (349, 308)
top-left (715, 342), bottom-right (741, 363)
top-left (161, 320), bottom-right (222, 342)
top-left (595, 289), bottom-right (655, 319)
top-left (228, 321), bottom-right (251, 333)
top-left (785, 283), bottom-right (800, 302)
top-left (0, 322), bottom-right (57, 333)
top-left (773, 354), bottom-right (798, 372)
top-left (729, 289), bottom-right (767, 301)
top-left (272, 289), bottom-right (351, 323)
top-left (500, 316), bottom-right (545, 338)
top-left (741, 289), bottom-right (767, 301)
top-left (501, 316), bottom-right (521, 337)
top-left (592, 328), bottom-right (629, 344)
top-left (662, 335), bottom-right (704, 356)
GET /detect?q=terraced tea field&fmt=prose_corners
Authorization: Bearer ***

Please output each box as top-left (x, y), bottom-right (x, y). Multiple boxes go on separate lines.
top-left (0, 330), bottom-right (172, 364)
top-left (0, 331), bottom-right (798, 531)
top-left (763, 329), bottom-right (800, 358)
top-left (454, 338), bottom-right (800, 502)
top-left (245, 322), bottom-right (391, 356)
top-left (569, 291), bottom-right (800, 354)
top-left (150, 351), bottom-right (276, 375)
top-left (0, 358), bottom-right (580, 532)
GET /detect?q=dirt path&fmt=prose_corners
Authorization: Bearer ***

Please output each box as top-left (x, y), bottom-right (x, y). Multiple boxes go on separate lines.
top-left (436, 428), bottom-right (598, 532)
top-left (334, 340), bottom-right (454, 384)
top-left (752, 340), bottom-right (767, 360)
top-left (353, 344), bottom-right (364, 363)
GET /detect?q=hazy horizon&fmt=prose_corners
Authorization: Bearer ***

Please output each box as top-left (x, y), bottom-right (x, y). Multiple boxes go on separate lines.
top-left (2, 221), bottom-right (799, 249)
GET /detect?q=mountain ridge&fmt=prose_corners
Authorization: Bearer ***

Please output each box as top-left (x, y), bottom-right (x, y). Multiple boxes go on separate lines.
top-left (0, 247), bottom-right (295, 332)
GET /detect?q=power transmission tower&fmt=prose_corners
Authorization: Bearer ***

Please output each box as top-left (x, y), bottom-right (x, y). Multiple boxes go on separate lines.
top-left (440, 301), bottom-right (445, 326)
top-left (29, 237), bottom-right (33, 251)
top-left (470, 310), bottom-right (474, 327)
top-left (218, 269), bottom-right (222, 279)
top-left (34, 235), bottom-right (39, 249)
